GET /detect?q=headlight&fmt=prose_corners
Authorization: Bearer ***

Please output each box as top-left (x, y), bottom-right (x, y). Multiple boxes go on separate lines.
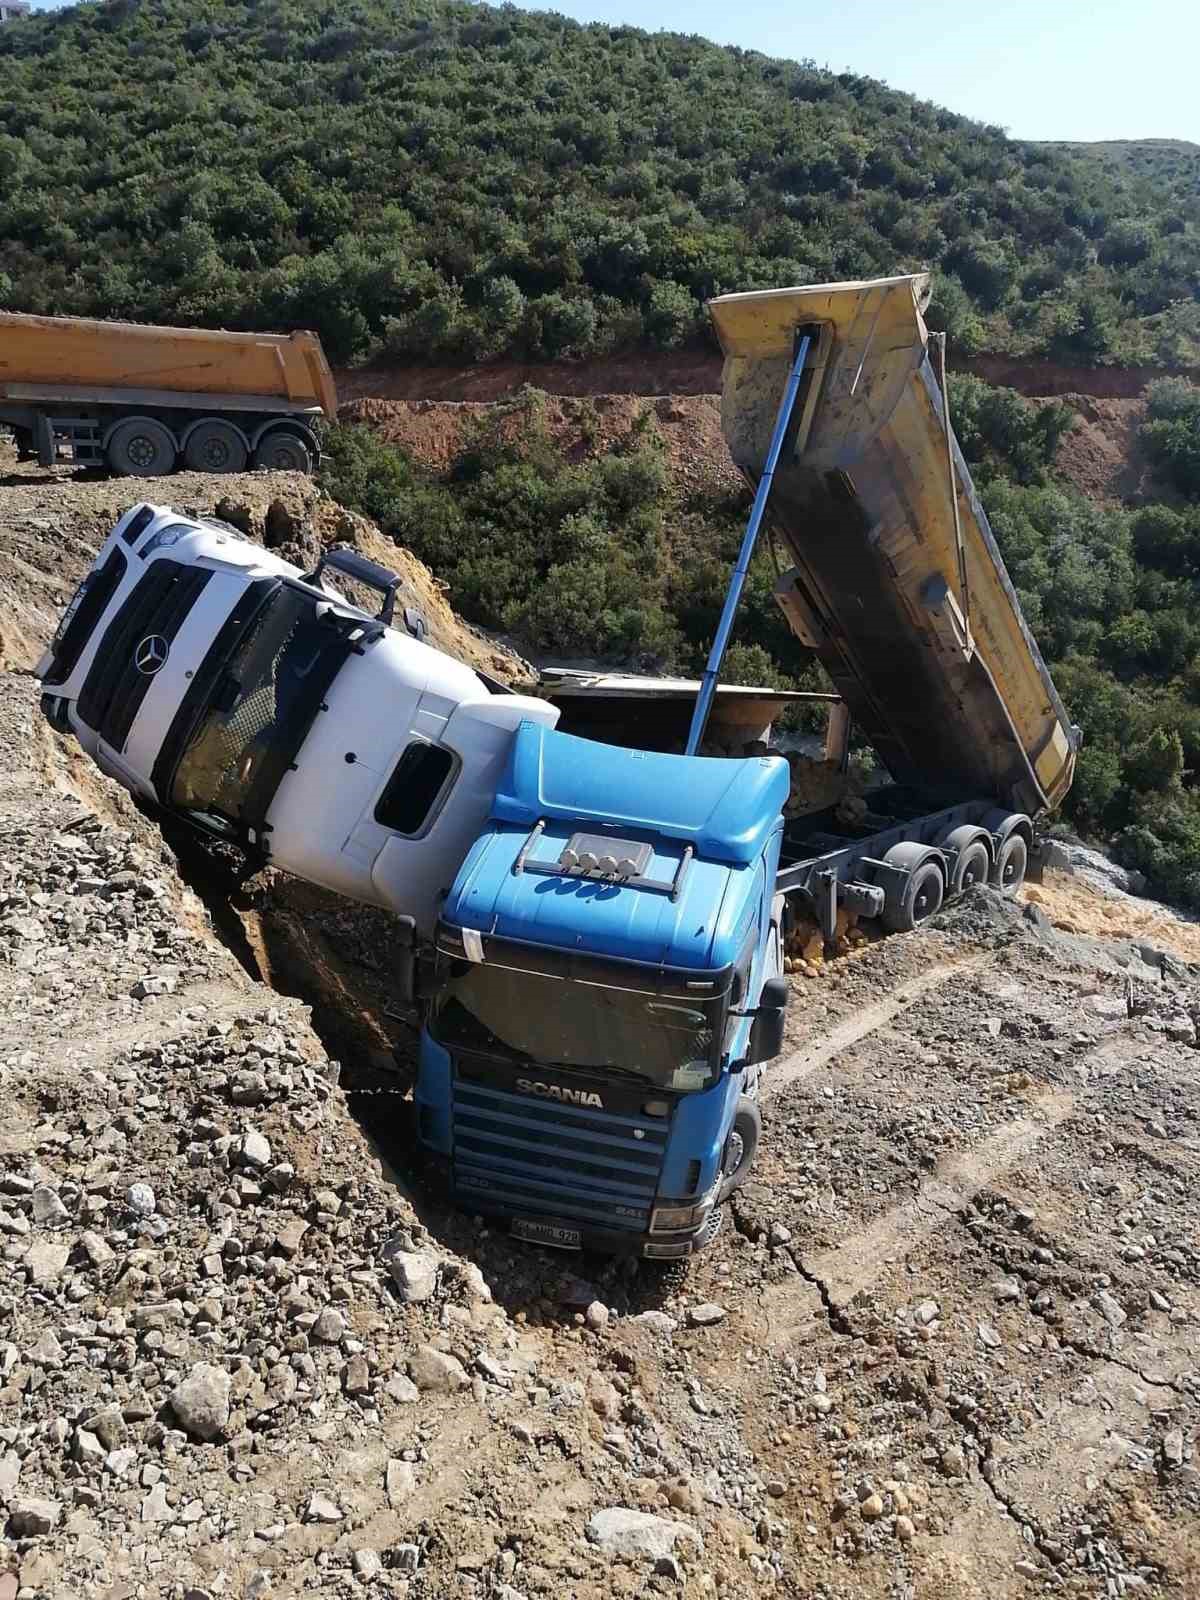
top-left (650, 1199), bottom-right (712, 1233)
top-left (140, 525), bottom-right (189, 558)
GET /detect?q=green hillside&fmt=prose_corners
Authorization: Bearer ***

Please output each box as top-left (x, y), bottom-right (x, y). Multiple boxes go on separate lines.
top-left (0, 0), bottom-right (1197, 365)
top-left (1042, 138), bottom-right (1200, 196)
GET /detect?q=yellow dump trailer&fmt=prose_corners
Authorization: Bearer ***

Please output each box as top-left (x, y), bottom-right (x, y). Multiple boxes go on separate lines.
top-left (709, 273), bottom-right (1076, 819)
top-left (0, 312), bottom-right (337, 476)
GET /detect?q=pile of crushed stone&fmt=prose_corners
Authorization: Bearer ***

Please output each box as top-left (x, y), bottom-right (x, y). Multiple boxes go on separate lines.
top-left (928, 884), bottom-right (1035, 943)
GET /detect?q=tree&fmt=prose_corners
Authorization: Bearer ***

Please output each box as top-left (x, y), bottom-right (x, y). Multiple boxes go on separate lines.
top-left (1046, 291), bottom-right (1120, 364)
top-left (1142, 380), bottom-right (1200, 497)
top-left (643, 279), bottom-right (698, 350)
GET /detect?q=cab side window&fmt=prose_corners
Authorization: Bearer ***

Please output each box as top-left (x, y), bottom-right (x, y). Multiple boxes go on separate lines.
top-left (375, 742), bottom-right (456, 835)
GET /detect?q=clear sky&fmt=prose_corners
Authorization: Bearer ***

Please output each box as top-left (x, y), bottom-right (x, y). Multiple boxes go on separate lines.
top-left (505, 0), bottom-right (1200, 144)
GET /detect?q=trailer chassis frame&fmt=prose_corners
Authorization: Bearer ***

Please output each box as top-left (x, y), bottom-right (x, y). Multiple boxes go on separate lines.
top-left (776, 791), bottom-right (1012, 941)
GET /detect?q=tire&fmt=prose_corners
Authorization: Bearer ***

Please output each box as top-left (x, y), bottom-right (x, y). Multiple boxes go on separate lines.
top-left (717, 1098), bottom-right (761, 1203)
top-left (992, 832), bottom-right (1028, 896)
top-left (950, 840), bottom-right (991, 896)
top-left (107, 417), bottom-right (177, 478)
top-left (882, 860), bottom-right (945, 933)
top-left (184, 419), bottom-right (248, 475)
top-left (253, 430), bottom-right (314, 474)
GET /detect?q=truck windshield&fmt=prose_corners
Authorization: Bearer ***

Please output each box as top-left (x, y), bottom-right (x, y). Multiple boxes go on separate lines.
top-left (430, 960), bottom-right (723, 1093)
top-left (170, 587), bottom-right (337, 827)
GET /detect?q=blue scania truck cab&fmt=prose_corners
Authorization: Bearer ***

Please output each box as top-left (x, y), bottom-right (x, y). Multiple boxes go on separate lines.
top-left (413, 721), bottom-right (791, 1259)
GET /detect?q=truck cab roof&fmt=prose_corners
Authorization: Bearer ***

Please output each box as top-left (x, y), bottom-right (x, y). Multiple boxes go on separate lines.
top-left (493, 722), bottom-right (789, 866)
top-left (442, 723), bottom-right (789, 972)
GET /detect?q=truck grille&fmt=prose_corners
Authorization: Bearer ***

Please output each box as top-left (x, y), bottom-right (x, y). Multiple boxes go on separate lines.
top-left (451, 1079), bottom-right (668, 1232)
top-left (77, 560), bottom-right (212, 752)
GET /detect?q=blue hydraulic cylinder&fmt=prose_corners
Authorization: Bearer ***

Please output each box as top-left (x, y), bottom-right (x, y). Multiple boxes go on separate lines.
top-left (685, 332), bottom-right (812, 757)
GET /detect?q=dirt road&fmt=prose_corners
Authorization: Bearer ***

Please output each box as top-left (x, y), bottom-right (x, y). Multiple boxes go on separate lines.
top-left (0, 468), bottom-right (1196, 1599)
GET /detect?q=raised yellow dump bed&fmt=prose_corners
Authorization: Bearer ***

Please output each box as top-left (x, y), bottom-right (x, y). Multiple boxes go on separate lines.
top-left (709, 273), bottom-right (1076, 817)
top-left (0, 311), bottom-right (337, 419)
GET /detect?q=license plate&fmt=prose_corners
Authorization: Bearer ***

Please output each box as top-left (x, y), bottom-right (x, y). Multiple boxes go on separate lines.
top-left (512, 1218), bottom-right (582, 1250)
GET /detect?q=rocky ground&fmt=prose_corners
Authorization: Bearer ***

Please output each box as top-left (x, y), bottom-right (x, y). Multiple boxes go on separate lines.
top-left (0, 463), bottom-right (1197, 1599)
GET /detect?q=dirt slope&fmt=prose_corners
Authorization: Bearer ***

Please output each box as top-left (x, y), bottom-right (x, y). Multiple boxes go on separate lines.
top-left (334, 352), bottom-right (1200, 407)
top-left (343, 392), bottom-right (741, 500)
top-left (0, 448), bottom-right (526, 685)
top-left (1, 472), bottom-right (1197, 1599)
top-left (344, 387), bottom-right (1153, 510)
top-left (1034, 395), bottom-right (1157, 504)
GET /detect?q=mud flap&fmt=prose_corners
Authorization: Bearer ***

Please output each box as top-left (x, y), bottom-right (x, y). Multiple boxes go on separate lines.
top-left (1026, 835), bottom-right (1048, 885)
top-left (35, 413), bottom-right (55, 468)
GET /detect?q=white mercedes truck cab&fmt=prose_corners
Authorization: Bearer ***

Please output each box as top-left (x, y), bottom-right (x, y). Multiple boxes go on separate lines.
top-left (36, 503), bottom-right (558, 935)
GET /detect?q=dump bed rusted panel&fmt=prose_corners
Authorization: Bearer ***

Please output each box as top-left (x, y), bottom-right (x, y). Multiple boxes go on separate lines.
top-left (0, 312), bottom-right (337, 418)
top-left (709, 274), bottom-right (1076, 816)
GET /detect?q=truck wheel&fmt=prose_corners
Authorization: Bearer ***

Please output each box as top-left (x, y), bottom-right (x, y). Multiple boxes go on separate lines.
top-left (882, 860), bottom-right (945, 932)
top-left (992, 833), bottom-right (1028, 896)
top-left (937, 825), bottom-right (992, 897)
top-left (950, 840), bottom-right (991, 896)
top-left (107, 417), bottom-right (177, 478)
top-left (717, 1098), bottom-right (761, 1203)
top-left (254, 430), bottom-right (313, 474)
top-left (185, 420), bottom-right (248, 475)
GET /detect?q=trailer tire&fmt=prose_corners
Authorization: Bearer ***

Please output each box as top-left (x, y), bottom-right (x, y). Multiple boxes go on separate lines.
top-left (992, 832), bottom-right (1028, 896)
top-left (950, 841), bottom-right (991, 896)
top-left (882, 860), bottom-right (945, 932)
top-left (253, 429), bottom-right (313, 474)
top-left (184, 419), bottom-right (248, 475)
top-left (107, 417), bottom-right (177, 478)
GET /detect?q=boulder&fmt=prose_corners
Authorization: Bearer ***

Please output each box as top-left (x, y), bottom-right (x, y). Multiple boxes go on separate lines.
top-left (586, 1507), bottom-right (701, 1561)
top-left (169, 1362), bottom-right (232, 1441)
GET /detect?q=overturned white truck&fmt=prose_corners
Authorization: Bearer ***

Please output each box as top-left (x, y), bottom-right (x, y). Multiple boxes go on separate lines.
top-left (36, 505), bottom-right (557, 932)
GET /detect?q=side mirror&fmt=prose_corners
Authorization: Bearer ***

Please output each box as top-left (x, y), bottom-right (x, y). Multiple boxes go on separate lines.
top-left (394, 915), bottom-right (417, 1008)
top-left (749, 1009), bottom-right (786, 1064)
top-left (747, 974), bottom-right (789, 1064)
top-left (758, 975), bottom-right (790, 1012)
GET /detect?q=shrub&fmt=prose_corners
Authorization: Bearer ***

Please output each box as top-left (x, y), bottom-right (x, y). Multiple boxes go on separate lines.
top-left (1046, 290), bottom-right (1121, 364)
top-left (1142, 379), bottom-right (1200, 497)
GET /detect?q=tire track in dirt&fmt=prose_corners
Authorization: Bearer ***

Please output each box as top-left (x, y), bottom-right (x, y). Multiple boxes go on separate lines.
top-left (756, 1028), bottom-right (1144, 1353)
top-left (731, 1003), bottom-right (1195, 1595)
top-left (757, 1015), bottom-right (1192, 1595)
top-left (765, 950), bottom-right (996, 1099)
top-left (798, 1087), bottom-right (1077, 1312)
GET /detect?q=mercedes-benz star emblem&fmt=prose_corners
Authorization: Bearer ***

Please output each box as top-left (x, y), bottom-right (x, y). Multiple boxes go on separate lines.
top-left (134, 635), bottom-right (169, 676)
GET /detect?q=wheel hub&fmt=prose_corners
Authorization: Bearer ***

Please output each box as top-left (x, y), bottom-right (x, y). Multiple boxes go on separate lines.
top-left (723, 1130), bottom-right (744, 1176)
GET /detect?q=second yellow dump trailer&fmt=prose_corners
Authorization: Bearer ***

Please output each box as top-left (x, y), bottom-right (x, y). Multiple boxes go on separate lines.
top-left (709, 273), bottom-right (1076, 820)
top-left (0, 312), bottom-right (337, 476)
